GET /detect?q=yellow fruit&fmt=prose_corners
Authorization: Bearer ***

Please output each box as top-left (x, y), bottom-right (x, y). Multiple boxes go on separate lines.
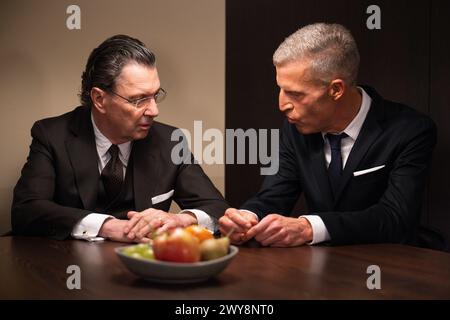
top-left (185, 225), bottom-right (214, 243)
top-left (200, 237), bottom-right (230, 261)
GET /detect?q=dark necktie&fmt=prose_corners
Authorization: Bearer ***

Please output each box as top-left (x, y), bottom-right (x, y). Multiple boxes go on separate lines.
top-left (326, 133), bottom-right (347, 197)
top-left (101, 144), bottom-right (123, 200)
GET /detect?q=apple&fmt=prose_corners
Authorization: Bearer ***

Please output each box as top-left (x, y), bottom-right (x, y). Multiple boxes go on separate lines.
top-left (153, 228), bottom-right (201, 263)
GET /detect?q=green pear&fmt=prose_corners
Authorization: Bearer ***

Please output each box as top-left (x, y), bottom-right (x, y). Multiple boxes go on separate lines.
top-left (200, 237), bottom-right (230, 261)
top-left (122, 244), bottom-right (155, 260)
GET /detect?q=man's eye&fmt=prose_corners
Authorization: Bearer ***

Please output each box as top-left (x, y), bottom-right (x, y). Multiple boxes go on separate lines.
top-left (286, 91), bottom-right (301, 98)
top-left (134, 97), bottom-right (148, 103)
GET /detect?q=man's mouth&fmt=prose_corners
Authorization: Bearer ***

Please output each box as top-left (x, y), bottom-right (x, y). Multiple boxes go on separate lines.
top-left (286, 116), bottom-right (296, 123)
top-left (139, 123), bottom-right (151, 129)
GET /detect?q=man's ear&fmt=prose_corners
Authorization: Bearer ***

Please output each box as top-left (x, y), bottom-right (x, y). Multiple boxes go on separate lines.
top-left (90, 87), bottom-right (107, 114)
top-left (328, 79), bottom-right (345, 101)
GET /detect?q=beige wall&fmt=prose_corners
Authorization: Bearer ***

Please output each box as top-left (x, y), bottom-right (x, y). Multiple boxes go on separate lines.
top-left (0, 0), bottom-right (225, 233)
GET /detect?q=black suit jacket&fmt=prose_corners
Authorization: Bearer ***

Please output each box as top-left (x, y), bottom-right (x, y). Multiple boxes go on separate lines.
top-left (12, 106), bottom-right (228, 240)
top-left (242, 86), bottom-right (441, 247)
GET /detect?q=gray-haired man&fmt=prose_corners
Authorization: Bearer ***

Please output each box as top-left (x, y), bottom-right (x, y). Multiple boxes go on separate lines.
top-left (220, 23), bottom-right (439, 249)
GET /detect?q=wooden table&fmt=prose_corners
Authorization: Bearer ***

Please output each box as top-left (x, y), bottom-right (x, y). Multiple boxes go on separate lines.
top-left (1, 236), bottom-right (449, 299)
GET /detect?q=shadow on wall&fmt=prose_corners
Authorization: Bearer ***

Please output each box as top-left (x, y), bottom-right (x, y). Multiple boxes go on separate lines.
top-left (0, 51), bottom-right (46, 234)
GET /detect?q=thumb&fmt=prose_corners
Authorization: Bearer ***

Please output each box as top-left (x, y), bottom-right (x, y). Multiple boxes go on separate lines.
top-left (127, 211), bottom-right (137, 219)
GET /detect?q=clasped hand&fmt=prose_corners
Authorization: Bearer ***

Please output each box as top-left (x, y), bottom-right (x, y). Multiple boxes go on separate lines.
top-left (99, 208), bottom-right (197, 243)
top-left (219, 208), bottom-right (313, 247)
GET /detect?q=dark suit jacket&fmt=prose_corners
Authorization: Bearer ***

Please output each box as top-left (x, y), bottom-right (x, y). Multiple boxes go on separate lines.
top-left (242, 86), bottom-right (442, 248)
top-left (11, 106), bottom-right (229, 240)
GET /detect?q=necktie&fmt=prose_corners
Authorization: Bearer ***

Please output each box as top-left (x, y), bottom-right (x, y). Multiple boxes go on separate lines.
top-left (101, 144), bottom-right (123, 200)
top-left (326, 133), bottom-right (347, 197)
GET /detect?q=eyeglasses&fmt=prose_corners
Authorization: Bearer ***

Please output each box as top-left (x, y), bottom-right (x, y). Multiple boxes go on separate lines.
top-left (108, 88), bottom-right (167, 109)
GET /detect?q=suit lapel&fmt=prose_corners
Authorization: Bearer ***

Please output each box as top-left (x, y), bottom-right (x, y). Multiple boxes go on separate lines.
top-left (333, 93), bottom-right (384, 204)
top-left (65, 107), bottom-right (99, 210)
top-left (132, 127), bottom-right (161, 211)
top-left (306, 133), bottom-right (334, 209)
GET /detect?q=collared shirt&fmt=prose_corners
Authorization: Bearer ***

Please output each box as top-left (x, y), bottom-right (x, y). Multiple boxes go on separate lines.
top-left (303, 87), bottom-right (372, 244)
top-left (322, 87), bottom-right (372, 169)
top-left (91, 113), bottom-right (131, 176)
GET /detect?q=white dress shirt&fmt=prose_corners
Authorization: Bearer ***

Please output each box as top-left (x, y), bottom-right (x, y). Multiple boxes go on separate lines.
top-left (71, 113), bottom-right (215, 241)
top-left (303, 87), bottom-right (371, 244)
top-left (243, 87), bottom-right (372, 245)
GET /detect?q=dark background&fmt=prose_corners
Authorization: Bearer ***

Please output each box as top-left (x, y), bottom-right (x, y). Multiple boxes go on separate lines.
top-left (225, 0), bottom-right (450, 241)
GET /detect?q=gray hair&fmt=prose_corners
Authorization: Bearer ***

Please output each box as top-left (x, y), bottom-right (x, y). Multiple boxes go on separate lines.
top-left (273, 23), bottom-right (360, 85)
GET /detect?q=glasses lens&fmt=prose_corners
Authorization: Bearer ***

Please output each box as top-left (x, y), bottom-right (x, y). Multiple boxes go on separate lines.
top-left (155, 88), bottom-right (166, 103)
top-left (133, 88), bottom-right (166, 108)
top-left (135, 98), bottom-right (151, 109)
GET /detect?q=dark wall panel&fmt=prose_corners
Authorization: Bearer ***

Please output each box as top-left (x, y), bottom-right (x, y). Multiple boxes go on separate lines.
top-left (429, 0), bottom-right (450, 238)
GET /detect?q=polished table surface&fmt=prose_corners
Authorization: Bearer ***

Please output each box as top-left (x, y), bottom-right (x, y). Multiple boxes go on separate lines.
top-left (1, 236), bottom-right (449, 299)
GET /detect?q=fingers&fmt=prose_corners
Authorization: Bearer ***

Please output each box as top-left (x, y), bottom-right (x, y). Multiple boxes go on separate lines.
top-left (136, 237), bottom-right (152, 244)
top-left (225, 208), bottom-right (253, 230)
top-left (127, 211), bottom-right (137, 219)
top-left (219, 225), bottom-right (246, 244)
top-left (253, 217), bottom-right (280, 244)
top-left (277, 217), bottom-right (312, 247)
top-left (244, 214), bottom-right (280, 242)
top-left (154, 219), bottom-right (178, 235)
top-left (124, 211), bottom-right (144, 234)
top-left (219, 209), bottom-right (253, 239)
top-left (244, 218), bottom-right (269, 240)
top-left (244, 227), bottom-right (257, 242)
top-left (257, 228), bottom-right (283, 246)
top-left (219, 208), bottom-right (264, 244)
top-left (126, 210), bottom-right (159, 240)
top-left (134, 213), bottom-right (181, 240)
top-left (126, 217), bottom-right (145, 240)
top-left (254, 215), bottom-right (308, 247)
top-left (219, 215), bottom-right (247, 237)
top-left (134, 217), bottom-right (164, 240)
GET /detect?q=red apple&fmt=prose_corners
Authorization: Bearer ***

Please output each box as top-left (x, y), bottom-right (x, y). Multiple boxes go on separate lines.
top-left (153, 228), bottom-right (201, 263)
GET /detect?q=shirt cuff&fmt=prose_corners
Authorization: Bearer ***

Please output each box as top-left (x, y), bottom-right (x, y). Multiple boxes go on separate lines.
top-left (178, 209), bottom-right (217, 232)
top-left (71, 213), bottom-right (114, 242)
top-left (300, 215), bottom-right (331, 245)
top-left (239, 209), bottom-right (260, 222)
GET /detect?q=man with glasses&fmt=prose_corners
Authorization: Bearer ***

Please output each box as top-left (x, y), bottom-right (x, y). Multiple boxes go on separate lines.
top-left (11, 35), bottom-right (228, 243)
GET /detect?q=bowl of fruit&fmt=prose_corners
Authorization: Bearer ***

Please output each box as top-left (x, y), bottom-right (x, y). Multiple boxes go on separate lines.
top-left (115, 225), bottom-right (238, 283)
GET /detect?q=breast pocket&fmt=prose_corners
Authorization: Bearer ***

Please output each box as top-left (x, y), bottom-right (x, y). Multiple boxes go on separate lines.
top-left (352, 165), bottom-right (387, 186)
top-left (151, 189), bottom-right (174, 210)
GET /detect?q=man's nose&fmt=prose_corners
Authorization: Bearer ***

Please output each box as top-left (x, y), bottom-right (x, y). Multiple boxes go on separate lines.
top-left (278, 95), bottom-right (294, 113)
top-left (279, 91), bottom-right (294, 113)
top-left (279, 102), bottom-right (294, 113)
top-left (144, 99), bottom-right (159, 117)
